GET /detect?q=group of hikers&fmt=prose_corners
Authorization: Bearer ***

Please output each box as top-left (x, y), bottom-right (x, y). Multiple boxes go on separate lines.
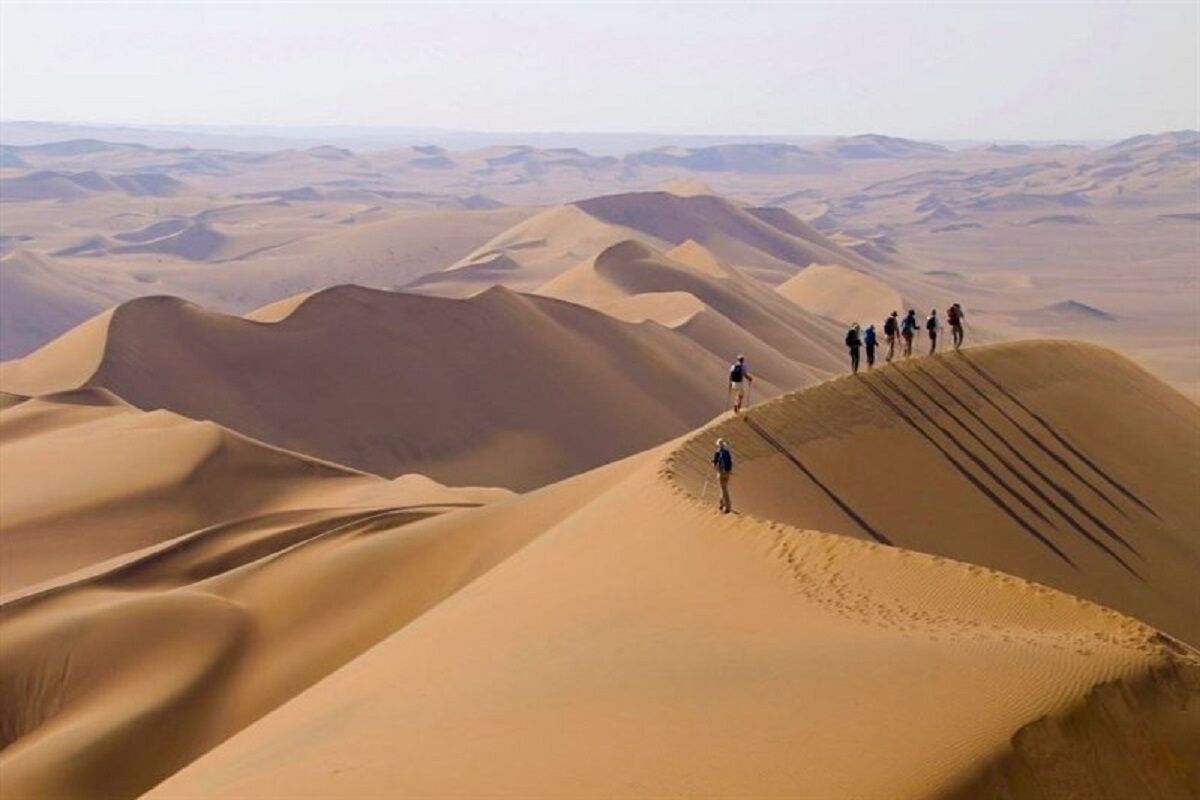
top-left (844, 303), bottom-right (965, 374)
top-left (710, 302), bottom-right (966, 513)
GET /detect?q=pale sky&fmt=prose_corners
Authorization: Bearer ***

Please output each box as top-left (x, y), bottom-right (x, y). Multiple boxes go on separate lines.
top-left (1, 2), bottom-right (1196, 140)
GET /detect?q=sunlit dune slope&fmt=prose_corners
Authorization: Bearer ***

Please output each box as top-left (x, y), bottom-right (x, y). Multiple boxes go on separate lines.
top-left (0, 286), bottom-right (734, 490)
top-left (0, 388), bottom-right (508, 593)
top-left (412, 190), bottom-right (877, 297)
top-left (143, 343), bottom-right (1199, 800)
top-left (538, 239), bottom-right (846, 382)
top-left (776, 262), bottom-right (906, 324)
top-left (672, 341), bottom-right (1200, 646)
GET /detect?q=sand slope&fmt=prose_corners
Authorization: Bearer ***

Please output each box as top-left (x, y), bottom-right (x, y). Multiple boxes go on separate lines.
top-left (777, 262), bottom-right (906, 324)
top-left (0, 455), bottom-right (633, 800)
top-left (0, 286), bottom-right (735, 490)
top-left (411, 191), bottom-right (878, 297)
top-left (672, 341), bottom-right (1200, 646)
top-left (138, 342), bottom-right (1198, 800)
top-left (0, 388), bottom-right (508, 594)
top-left (538, 239), bottom-right (847, 383)
top-left (2, 341), bottom-right (1197, 800)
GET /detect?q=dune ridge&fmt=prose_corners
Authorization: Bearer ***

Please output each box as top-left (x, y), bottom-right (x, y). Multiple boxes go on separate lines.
top-left (0, 286), bottom-right (741, 490)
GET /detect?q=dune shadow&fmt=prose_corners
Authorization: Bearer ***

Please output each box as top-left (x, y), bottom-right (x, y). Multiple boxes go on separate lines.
top-left (861, 376), bottom-right (1076, 569)
top-left (895, 367), bottom-right (1140, 577)
top-left (743, 415), bottom-right (893, 546)
top-left (912, 363), bottom-right (1140, 557)
top-left (954, 352), bottom-right (1159, 518)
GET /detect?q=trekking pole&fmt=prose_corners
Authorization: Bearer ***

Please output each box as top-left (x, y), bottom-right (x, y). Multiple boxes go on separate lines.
top-left (701, 477), bottom-right (710, 502)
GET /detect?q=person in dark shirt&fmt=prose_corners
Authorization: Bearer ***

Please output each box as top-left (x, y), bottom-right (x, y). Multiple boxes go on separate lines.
top-left (712, 438), bottom-right (734, 513)
top-left (863, 324), bottom-right (878, 370)
top-left (845, 324), bottom-right (862, 374)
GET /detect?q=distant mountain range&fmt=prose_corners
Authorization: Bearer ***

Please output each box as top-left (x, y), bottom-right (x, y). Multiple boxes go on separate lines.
top-left (0, 119), bottom-right (1126, 155)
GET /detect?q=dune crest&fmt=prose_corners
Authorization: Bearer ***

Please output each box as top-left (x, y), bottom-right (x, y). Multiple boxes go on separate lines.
top-left (0, 286), bottom-right (736, 490)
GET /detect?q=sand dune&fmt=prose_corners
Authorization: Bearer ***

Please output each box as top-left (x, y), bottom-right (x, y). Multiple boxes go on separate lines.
top-left (0, 170), bottom-right (185, 202)
top-left (125, 342), bottom-right (1198, 800)
top-left (0, 450), bottom-right (632, 799)
top-left (672, 342), bottom-right (1200, 645)
top-left (538, 239), bottom-right (847, 380)
top-left (3, 132), bottom-right (1194, 394)
top-left (414, 190), bottom-right (878, 298)
top-left (0, 286), bottom-right (735, 490)
top-left (776, 262), bottom-right (906, 324)
top-left (1, 342), bottom-right (1196, 799)
top-left (0, 388), bottom-right (508, 594)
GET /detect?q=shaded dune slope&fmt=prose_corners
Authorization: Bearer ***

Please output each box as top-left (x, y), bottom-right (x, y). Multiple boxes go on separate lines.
top-left (0, 287), bottom-right (733, 490)
top-left (0, 389), bottom-right (508, 594)
top-left (671, 341), bottom-right (1200, 646)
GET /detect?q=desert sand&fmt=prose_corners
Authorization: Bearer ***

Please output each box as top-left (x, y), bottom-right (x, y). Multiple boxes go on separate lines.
top-left (1, 129), bottom-right (1197, 799)
top-left (4, 132), bottom-right (1197, 393)
top-left (1, 341), bottom-right (1198, 799)
top-left (1, 340), bottom-right (1192, 799)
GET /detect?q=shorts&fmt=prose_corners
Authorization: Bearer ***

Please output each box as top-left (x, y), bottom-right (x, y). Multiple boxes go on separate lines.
top-left (731, 381), bottom-right (745, 395)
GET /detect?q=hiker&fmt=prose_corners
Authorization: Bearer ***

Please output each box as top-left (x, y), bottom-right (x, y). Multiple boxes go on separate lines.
top-left (947, 302), bottom-right (965, 350)
top-left (883, 310), bottom-right (899, 362)
top-left (729, 355), bottom-right (753, 414)
top-left (712, 438), bottom-right (734, 513)
top-left (926, 308), bottom-right (940, 355)
top-left (863, 324), bottom-right (878, 369)
top-left (845, 323), bottom-right (862, 373)
top-left (900, 309), bottom-right (919, 358)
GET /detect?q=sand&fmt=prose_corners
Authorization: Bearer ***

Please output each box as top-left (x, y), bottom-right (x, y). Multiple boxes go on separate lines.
top-left (0, 388), bottom-right (511, 594)
top-left (0, 286), bottom-right (738, 490)
top-left (1, 342), bottom-right (1196, 799)
top-left (3, 133), bottom-right (1195, 394)
top-left (1, 130), bottom-right (1197, 799)
top-left (126, 342), bottom-right (1196, 800)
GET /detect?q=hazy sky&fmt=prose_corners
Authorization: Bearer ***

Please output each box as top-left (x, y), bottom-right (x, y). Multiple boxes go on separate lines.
top-left (1, 2), bottom-right (1196, 140)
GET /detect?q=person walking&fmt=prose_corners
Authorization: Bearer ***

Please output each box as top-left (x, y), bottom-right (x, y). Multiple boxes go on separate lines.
top-left (729, 355), bottom-right (753, 414)
top-left (900, 309), bottom-right (919, 358)
top-left (712, 438), bottom-right (734, 513)
top-left (926, 308), bottom-right (941, 355)
top-left (845, 323), bottom-right (863, 373)
top-left (883, 311), bottom-right (899, 362)
top-left (863, 324), bottom-right (878, 369)
top-left (947, 303), bottom-right (965, 350)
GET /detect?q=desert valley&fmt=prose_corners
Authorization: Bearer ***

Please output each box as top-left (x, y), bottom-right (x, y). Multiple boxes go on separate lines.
top-left (1, 120), bottom-right (1197, 798)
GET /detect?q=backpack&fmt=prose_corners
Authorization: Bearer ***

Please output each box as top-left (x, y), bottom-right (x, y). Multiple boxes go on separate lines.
top-left (884, 317), bottom-right (897, 336)
top-left (714, 448), bottom-right (733, 473)
top-left (901, 315), bottom-right (915, 333)
top-left (730, 362), bottom-right (744, 382)
top-left (845, 329), bottom-right (860, 348)
top-left (926, 316), bottom-right (937, 331)
top-left (947, 305), bottom-right (960, 325)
